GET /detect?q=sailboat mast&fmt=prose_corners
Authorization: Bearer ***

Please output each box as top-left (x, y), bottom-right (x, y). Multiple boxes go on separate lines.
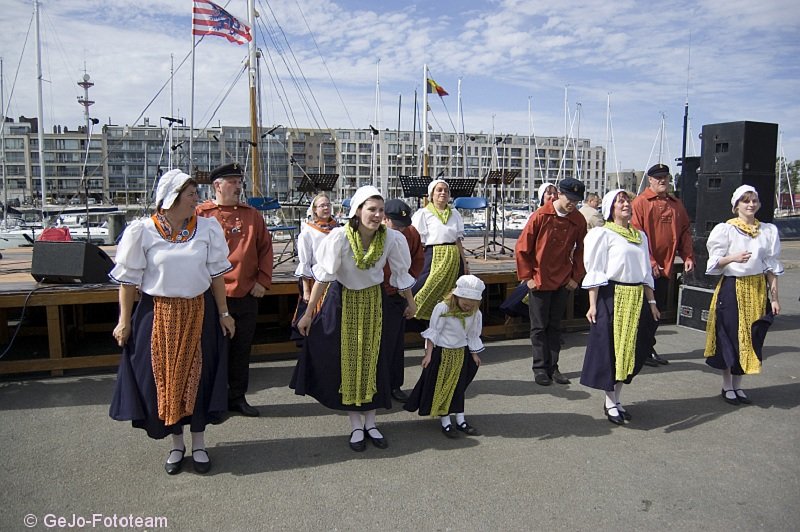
top-left (169, 54), bottom-right (174, 168)
top-left (34, 0), bottom-right (46, 213)
top-left (422, 64), bottom-right (429, 178)
top-left (247, 0), bottom-right (259, 195)
top-left (1, 57), bottom-right (7, 226)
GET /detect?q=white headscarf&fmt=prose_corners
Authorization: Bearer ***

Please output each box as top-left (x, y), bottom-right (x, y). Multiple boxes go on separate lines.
top-left (347, 185), bottom-right (383, 218)
top-left (427, 179), bottom-right (449, 199)
top-left (601, 189), bottom-right (626, 220)
top-left (730, 185), bottom-right (758, 208)
top-left (155, 169), bottom-right (193, 210)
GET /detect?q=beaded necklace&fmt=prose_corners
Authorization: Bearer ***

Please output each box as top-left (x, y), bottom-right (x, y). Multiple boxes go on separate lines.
top-left (152, 213), bottom-right (196, 243)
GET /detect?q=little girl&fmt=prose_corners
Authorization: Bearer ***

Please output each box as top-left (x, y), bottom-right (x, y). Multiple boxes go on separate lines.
top-left (405, 274), bottom-right (485, 437)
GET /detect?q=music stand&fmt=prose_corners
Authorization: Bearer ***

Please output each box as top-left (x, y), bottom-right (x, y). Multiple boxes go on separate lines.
top-left (445, 178), bottom-right (479, 199)
top-left (399, 175), bottom-right (430, 208)
top-left (298, 173), bottom-right (339, 200)
top-left (484, 169), bottom-right (520, 258)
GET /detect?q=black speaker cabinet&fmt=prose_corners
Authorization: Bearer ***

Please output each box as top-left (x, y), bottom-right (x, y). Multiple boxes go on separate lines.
top-left (31, 241), bottom-right (115, 283)
top-left (700, 121), bottom-right (778, 174)
top-left (694, 171), bottom-right (775, 236)
top-left (677, 156), bottom-right (701, 222)
top-left (677, 285), bottom-right (715, 332)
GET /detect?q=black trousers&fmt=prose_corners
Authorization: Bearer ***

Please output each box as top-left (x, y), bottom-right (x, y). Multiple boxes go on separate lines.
top-left (383, 292), bottom-right (408, 390)
top-left (227, 294), bottom-right (259, 404)
top-left (528, 286), bottom-right (569, 374)
top-left (651, 276), bottom-right (669, 350)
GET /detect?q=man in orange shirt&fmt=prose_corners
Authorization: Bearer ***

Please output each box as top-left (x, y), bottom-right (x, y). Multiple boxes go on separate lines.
top-left (197, 163), bottom-right (273, 416)
top-left (631, 163), bottom-right (695, 366)
top-left (382, 199), bottom-right (425, 402)
top-left (516, 178), bottom-right (587, 385)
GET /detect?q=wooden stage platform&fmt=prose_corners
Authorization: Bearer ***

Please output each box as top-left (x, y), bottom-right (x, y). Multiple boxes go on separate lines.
top-left (0, 240), bottom-right (678, 377)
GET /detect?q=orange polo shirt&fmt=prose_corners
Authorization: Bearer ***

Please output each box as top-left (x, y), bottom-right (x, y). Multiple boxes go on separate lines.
top-left (630, 188), bottom-right (693, 278)
top-left (515, 202), bottom-right (587, 290)
top-left (196, 201), bottom-right (273, 297)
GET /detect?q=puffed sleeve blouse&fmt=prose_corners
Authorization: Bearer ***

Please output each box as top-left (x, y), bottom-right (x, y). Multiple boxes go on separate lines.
top-left (582, 226), bottom-right (655, 289)
top-left (706, 222), bottom-right (783, 277)
top-left (421, 301), bottom-right (485, 353)
top-left (311, 226), bottom-right (415, 290)
top-left (110, 216), bottom-right (232, 298)
top-left (411, 207), bottom-right (465, 245)
top-left (294, 222), bottom-right (331, 278)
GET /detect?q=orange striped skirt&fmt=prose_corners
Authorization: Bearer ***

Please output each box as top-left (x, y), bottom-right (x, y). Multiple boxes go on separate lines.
top-left (151, 295), bottom-right (205, 426)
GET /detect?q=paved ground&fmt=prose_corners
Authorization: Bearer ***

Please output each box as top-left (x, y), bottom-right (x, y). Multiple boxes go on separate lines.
top-left (1, 248), bottom-right (799, 531)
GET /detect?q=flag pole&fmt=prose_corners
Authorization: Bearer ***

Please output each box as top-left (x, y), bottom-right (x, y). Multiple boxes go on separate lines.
top-left (189, 24), bottom-right (196, 175)
top-left (422, 64), bottom-right (429, 179)
top-left (247, 0), bottom-right (259, 196)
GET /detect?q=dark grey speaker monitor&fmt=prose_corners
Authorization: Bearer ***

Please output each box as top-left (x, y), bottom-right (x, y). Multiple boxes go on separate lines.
top-left (31, 241), bottom-right (115, 283)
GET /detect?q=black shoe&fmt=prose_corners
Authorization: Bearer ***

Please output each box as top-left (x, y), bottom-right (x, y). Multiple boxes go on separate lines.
top-left (534, 372), bottom-right (552, 386)
top-left (456, 421), bottom-right (481, 436)
top-left (192, 449), bottom-right (211, 474)
top-left (616, 403), bottom-right (632, 421)
top-left (551, 369), bottom-right (571, 385)
top-left (651, 352), bottom-right (669, 365)
top-left (349, 429), bottom-right (367, 452)
top-left (643, 355), bottom-right (659, 367)
top-left (164, 448), bottom-right (185, 475)
top-left (734, 389), bottom-right (752, 405)
top-left (721, 389), bottom-right (740, 406)
top-left (229, 399), bottom-right (260, 417)
top-left (365, 426), bottom-right (388, 449)
top-left (604, 405), bottom-right (625, 425)
top-left (441, 424), bottom-right (459, 439)
top-left (391, 388), bottom-right (409, 403)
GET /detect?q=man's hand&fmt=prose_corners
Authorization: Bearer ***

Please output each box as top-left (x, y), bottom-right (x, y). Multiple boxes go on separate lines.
top-left (565, 279), bottom-right (578, 291)
top-left (684, 257), bottom-right (695, 273)
top-left (250, 282), bottom-right (267, 298)
top-left (526, 279), bottom-right (538, 290)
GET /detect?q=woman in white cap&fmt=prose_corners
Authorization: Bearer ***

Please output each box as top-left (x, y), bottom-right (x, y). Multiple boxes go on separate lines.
top-left (291, 186), bottom-right (417, 451)
top-left (405, 274), bottom-right (485, 438)
top-left (109, 169), bottom-right (235, 475)
top-left (580, 189), bottom-right (659, 425)
top-left (291, 193), bottom-right (337, 342)
top-left (537, 182), bottom-right (558, 207)
top-left (411, 179), bottom-right (467, 321)
top-left (704, 185), bottom-right (783, 405)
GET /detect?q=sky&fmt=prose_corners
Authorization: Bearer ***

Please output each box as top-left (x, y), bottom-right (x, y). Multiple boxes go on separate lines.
top-left (1, 0), bottom-right (799, 174)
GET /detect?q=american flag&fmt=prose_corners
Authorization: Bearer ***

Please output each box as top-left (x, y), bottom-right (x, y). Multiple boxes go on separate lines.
top-left (192, 0), bottom-right (252, 45)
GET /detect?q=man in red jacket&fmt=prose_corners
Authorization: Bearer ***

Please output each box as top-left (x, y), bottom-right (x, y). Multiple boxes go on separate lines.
top-left (631, 163), bottom-right (695, 366)
top-left (516, 178), bottom-right (587, 386)
top-left (197, 163), bottom-right (273, 416)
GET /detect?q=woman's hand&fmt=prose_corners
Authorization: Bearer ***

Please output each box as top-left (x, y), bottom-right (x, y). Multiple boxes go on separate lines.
top-left (403, 300), bottom-right (417, 319)
top-left (219, 315), bottom-right (235, 338)
top-left (471, 352), bottom-right (482, 367)
top-left (586, 304), bottom-right (597, 324)
top-left (113, 321), bottom-right (131, 347)
top-left (297, 312), bottom-right (313, 336)
top-left (650, 303), bottom-right (661, 322)
top-left (729, 250), bottom-right (752, 264)
top-left (771, 300), bottom-right (781, 316)
top-left (421, 352), bottom-right (432, 368)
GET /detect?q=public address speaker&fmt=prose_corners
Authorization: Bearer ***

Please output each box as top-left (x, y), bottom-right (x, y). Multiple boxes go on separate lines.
top-left (31, 241), bottom-right (115, 284)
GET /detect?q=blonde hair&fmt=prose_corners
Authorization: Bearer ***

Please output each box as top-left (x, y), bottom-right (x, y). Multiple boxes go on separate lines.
top-left (443, 290), bottom-right (481, 313)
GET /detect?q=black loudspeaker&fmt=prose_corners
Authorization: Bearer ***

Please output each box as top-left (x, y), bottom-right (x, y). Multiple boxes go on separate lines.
top-left (694, 171), bottom-right (775, 236)
top-left (683, 236), bottom-right (721, 289)
top-left (677, 156), bottom-right (701, 222)
top-left (31, 241), bottom-right (115, 283)
top-left (700, 121), bottom-right (778, 174)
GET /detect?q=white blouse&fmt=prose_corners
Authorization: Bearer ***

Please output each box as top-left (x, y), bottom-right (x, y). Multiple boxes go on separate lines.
top-left (411, 206), bottom-right (465, 245)
top-left (582, 226), bottom-right (655, 289)
top-left (110, 217), bottom-right (232, 298)
top-left (294, 223), bottom-right (331, 278)
top-left (422, 301), bottom-right (484, 353)
top-left (706, 222), bottom-right (784, 277)
top-left (311, 226), bottom-right (415, 290)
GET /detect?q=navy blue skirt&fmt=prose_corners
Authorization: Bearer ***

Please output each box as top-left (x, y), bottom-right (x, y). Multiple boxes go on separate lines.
top-left (404, 346), bottom-right (479, 416)
top-left (705, 276), bottom-right (773, 375)
top-left (580, 283), bottom-right (656, 392)
top-left (290, 282), bottom-right (392, 411)
top-left (109, 290), bottom-right (229, 439)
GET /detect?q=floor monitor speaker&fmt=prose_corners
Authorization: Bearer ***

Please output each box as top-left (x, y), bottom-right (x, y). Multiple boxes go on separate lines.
top-left (31, 241), bottom-right (115, 283)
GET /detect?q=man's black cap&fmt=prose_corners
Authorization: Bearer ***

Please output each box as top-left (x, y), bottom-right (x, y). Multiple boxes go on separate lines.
top-left (647, 163), bottom-right (670, 178)
top-left (558, 177), bottom-right (585, 201)
top-left (209, 162), bottom-right (244, 181)
top-left (384, 198), bottom-right (412, 226)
